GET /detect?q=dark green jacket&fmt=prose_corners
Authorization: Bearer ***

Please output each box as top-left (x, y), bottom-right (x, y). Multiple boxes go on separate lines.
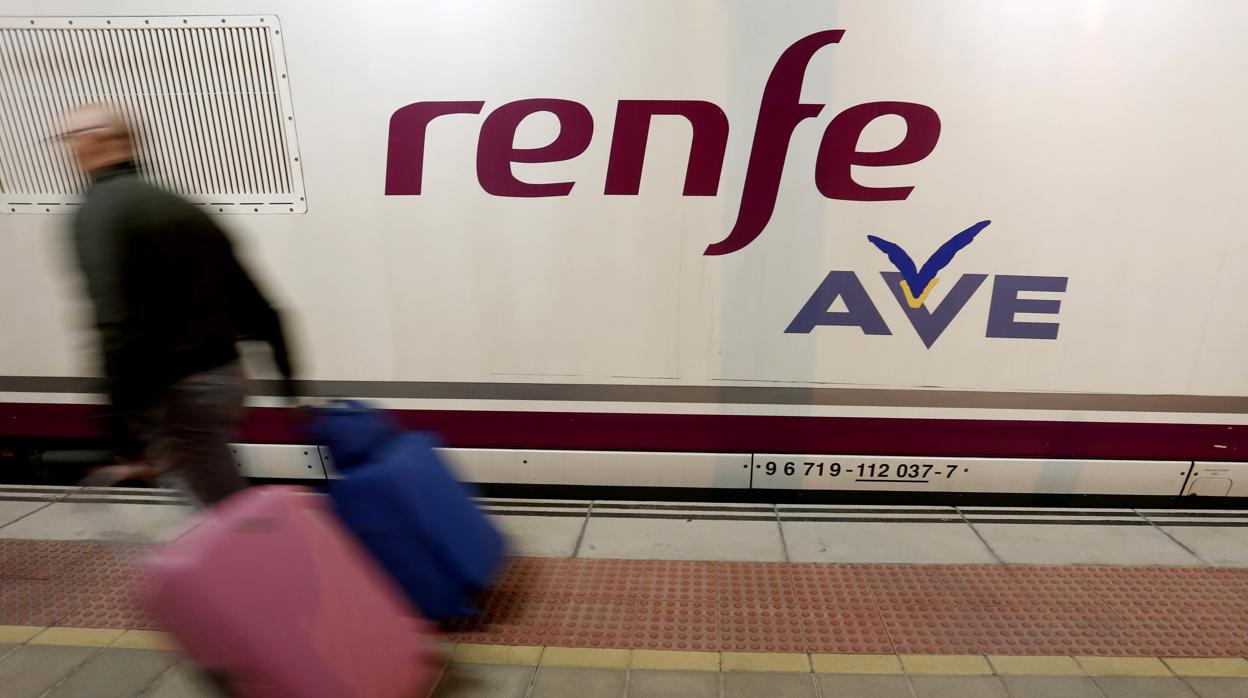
top-left (72, 161), bottom-right (293, 456)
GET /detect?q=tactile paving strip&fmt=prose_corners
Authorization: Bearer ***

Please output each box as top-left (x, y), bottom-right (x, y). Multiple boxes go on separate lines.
top-left (4, 539), bottom-right (1248, 656)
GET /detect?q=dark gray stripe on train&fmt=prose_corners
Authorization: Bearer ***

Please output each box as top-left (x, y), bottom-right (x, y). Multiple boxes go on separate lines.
top-left (478, 500), bottom-right (589, 509)
top-left (0, 490), bottom-right (186, 505)
top-left (482, 509), bottom-right (593, 518)
top-left (782, 507), bottom-right (953, 515)
top-left (60, 497), bottom-right (190, 506)
top-left (1, 490), bottom-right (1244, 525)
top-left (1150, 520), bottom-right (1248, 527)
top-left (784, 516), bottom-right (968, 524)
top-left (957, 509), bottom-right (1144, 517)
top-left (592, 503), bottom-right (773, 513)
top-left (5, 376), bottom-right (1248, 413)
top-left (961, 518), bottom-right (1152, 526)
top-left (574, 512), bottom-right (779, 522)
top-left (1144, 512), bottom-right (1248, 518)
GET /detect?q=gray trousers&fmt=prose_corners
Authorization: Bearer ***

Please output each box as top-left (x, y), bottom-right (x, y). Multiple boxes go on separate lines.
top-left (146, 363), bottom-right (248, 506)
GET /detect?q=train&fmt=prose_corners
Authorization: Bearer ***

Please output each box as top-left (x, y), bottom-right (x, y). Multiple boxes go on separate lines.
top-left (2, 0), bottom-right (1248, 501)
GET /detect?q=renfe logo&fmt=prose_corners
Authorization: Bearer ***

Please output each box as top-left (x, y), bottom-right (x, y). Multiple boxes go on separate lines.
top-left (787, 222), bottom-right (1069, 348)
top-left (385, 30), bottom-right (1068, 346)
top-left (384, 30), bottom-right (940, 255)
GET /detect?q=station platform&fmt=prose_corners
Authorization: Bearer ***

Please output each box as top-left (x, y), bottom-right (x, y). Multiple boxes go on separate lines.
top-left (1, 485), bottom-right (1247, 697)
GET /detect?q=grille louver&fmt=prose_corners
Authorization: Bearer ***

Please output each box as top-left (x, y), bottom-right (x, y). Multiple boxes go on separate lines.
top-left (0, 16), bottom-right (305, 214)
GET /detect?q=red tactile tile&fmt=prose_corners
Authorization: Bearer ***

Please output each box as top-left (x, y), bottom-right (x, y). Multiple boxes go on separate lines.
top-left (0, 578), bottom-right (72, 626)
top-left (58, 587), bottom-right (156, 629)
top-left (877, 603), bottom-right (994, 655)
top-left (631, 599), bottom-right (719, 651)
top-left (7, 538), bottom-right (1248, 657)
top-left (717, 562), bottom-right (795, 595)
top-left (789, 564), bottom-right (878, 610)
top-left (0, 540), bottom-right (95, 580)
top-left (559, 598), bottom-right (638, 648)
top-left (1120, 612), bottom-right (1248, 657)
top-left (720, 605), bottom-right (808, 652)
top-left (451, 595), bottom-right (571, 646)
top-left (623, 561), bottom-right (718, 602)
top-left (798, 607), bottom-right (894, 654)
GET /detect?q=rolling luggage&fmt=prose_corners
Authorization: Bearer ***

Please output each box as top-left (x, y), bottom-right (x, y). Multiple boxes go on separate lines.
top-left (309, 401), bottom-right (506, 620)
top-left (143, 485), bottom-right (439, 698)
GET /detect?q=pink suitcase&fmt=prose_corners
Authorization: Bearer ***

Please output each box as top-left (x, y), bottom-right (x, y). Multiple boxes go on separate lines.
top-left (143, 486), bottom-right (440, 698)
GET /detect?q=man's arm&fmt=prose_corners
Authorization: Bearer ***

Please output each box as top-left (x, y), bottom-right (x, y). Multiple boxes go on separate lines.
top-left (225, 243), bottom-right (297, 399)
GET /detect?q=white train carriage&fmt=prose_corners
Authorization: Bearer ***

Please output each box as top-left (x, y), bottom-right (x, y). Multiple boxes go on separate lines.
top-left (2, 1), bottom-right (1247, 499)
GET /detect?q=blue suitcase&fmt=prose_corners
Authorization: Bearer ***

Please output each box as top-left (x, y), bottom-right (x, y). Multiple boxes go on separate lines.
top-left (308, 401), bottom-right (506, 619)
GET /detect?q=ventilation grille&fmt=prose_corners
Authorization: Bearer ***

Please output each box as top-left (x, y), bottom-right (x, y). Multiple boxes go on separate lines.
top-left (0, 16), bottom-right (305, 214)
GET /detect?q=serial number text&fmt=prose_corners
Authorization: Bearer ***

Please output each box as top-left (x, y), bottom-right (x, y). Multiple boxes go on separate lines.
top-left (755, 461), bottom-right (961, 482)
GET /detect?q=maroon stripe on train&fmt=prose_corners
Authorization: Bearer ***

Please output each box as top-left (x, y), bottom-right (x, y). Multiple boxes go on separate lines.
top-left (0, 401), bottom-right (1242, 460)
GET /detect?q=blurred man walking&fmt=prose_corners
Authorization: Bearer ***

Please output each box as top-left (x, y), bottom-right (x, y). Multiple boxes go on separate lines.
top-left (61, 103), bottom-right (295, 505)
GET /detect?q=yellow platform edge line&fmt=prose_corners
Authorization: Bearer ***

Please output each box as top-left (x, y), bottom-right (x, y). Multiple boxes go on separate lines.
top-left (1075, 656), bottom-right (1174, 678)
top-left (12, 629), bottom-right (1248, 677)
top-left (900, 654), bottom-right (993, 675)
top-left (452, 643), bottom-right (543, 666)
top-left (987, 655), bottom-right (1084, 677)
top-left (0, 625), bottom-right (46, 644)
top-left (540, 646), bottom-right (631, 669)
top-left (721, 651), bottom-right (812, 673)
top-left (1162, 657), bottom-right (1248, 678)
top-left (109, 630), bottom-right (179, 651)
top-left (28, 627), bottom-right (126, 647)
top-left (811, 653), bottom-right (902, 674)
top-left (631, 649), bottom-right (721, 672)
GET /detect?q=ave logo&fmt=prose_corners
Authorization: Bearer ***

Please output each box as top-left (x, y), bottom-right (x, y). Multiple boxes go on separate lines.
top-left (786, 221), bottom-right (1069, 348)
